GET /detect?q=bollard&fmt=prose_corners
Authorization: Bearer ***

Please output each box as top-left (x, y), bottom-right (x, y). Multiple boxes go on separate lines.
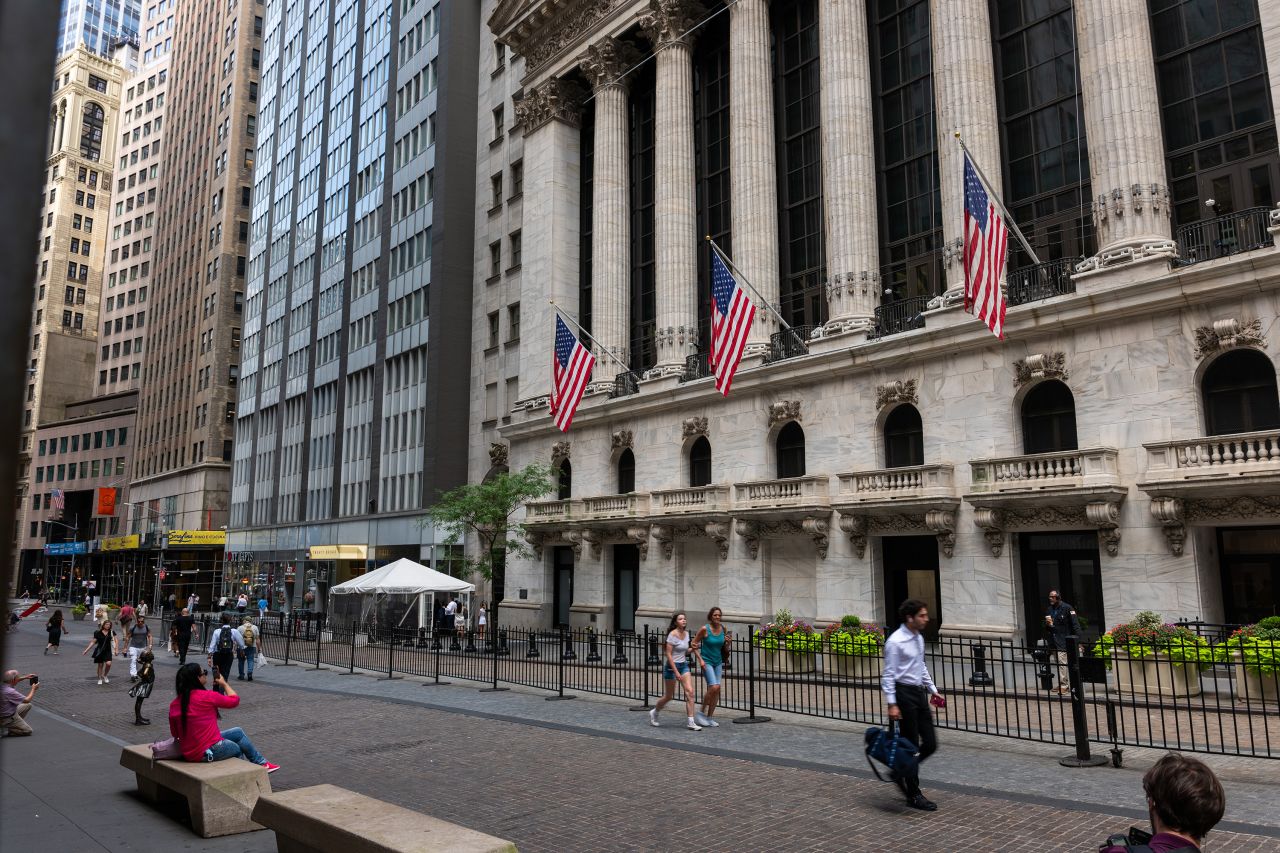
top-left (968, 643), bottom-right (995, 686)
top-left (1105, 698), bottom-right (1124, 768)
top-left (497, 627), bottom-right (510, 656)
top-left (733, 627), bottom-right (771, 724)
top-left (586, 630), bottom-right (602, 663)
top-left (612, 632), bottom-right (627, 665)
top-left (380, 629), bottom-right (400, 680)
top-left (423, 631), bottom-right (451, 687)
top-left (431, 628), bottom-right (443, 651)
top-left (479, 624), bottom-right (509, 693)
top-left (561, 627), bottom-right (577, 661)
top-left (1032, 640), bottom-right (1054, 691)
top-left (313, 619), bottom-right (322, 670)
top-left (547, 625), bottom-right (575, 701)
top-left (526, 629), bottom-right (540, 658)
top-left (347, 625), bottom-right (357, 674)
top-left (645, 631), bottom-right (661, 666)
top-left (416, 627), bottom-right (429, 648)
top-left (450, 629), bottom-right (462, 652)
top-left (465, 629), bottom-right (477, 653)
top-left (629, 625), bottom-right (652, 711)
top-left (1058, 636), bottom-right (1107, 767)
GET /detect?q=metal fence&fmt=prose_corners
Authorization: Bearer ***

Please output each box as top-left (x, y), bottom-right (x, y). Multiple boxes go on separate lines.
top-left (169, 616), bottom-right (1280, 762)
top-left (1175, 206), bottom-right (1274, 266)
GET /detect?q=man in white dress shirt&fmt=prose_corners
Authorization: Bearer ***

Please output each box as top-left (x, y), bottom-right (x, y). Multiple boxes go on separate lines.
top-left (882, 598), bottom-right (946, 811)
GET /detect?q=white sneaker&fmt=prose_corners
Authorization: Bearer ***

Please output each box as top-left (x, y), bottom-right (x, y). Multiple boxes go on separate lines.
top-left (648, 708), bottom-right (659, 727)
top-left (686, 718), bottom-right (703, 731)
top-left (705, 717), bottom-right (720, 727)
top-left (103, 677), bottom-right (110, 683)
top-left (694, 712), bottom-right (710, 727)
top-left (97, 678), bottom-right (104, 685)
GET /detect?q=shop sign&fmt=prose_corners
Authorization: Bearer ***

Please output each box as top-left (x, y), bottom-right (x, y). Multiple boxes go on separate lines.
top-left (167, 530), bottom-right (228, 546)
top-left (100, 534), bottom-right (140, 551)
top-left (307, 545), bottom-right (367, 560)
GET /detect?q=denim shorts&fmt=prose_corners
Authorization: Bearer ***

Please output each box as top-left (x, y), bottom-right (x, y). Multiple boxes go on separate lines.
top-left (702, 661), bottom-right (724, 686)
top-left (662, 661), bottom-right (690, 680)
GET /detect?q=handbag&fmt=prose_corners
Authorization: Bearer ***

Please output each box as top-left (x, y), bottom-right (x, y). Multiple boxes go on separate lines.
top-left (864, 720), bottom-right (919, 782)
top-left (149, 736), bottom-right (183, 760)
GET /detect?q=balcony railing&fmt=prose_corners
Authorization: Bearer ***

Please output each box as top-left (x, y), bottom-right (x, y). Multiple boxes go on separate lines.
top-left (837, 464), bottom-right (956, 502)
top-left (525, 499), bottom-right (577, 524)
top-left (1006, 258), bottom-right (1079, 306)
top-left (650, 485), bottom-right (731, 514)
top-left (609, 371), bottom-right (639, 399)
top-left (1144, 430), bottom-right (1280, 473)
top-left (765, 325), bottom-right (816, 363)
top-left (682, 351), bottom-right (711, 383)
top-left (581, 493), bottom-right (650, 520)
top-left (732, 475), bottom-right (830, 510)
top-left (871, 294), bottom-right (929, 339)
top-left (1175, 206), bottom-right (1274, 266)
top-left (969, 448), bottom-right (1120, 494)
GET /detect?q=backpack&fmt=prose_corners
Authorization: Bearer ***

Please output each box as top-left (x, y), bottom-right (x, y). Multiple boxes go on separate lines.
top-left (216, 626), bottom-right (235, 653)
top-left (241, 624), bottom-right (255, 647)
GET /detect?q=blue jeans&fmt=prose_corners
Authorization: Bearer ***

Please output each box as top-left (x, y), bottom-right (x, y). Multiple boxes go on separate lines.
top-left (237, 647), bottom-right (256, 678)
top-left (702, 661), bottom-right (724, 686)
top-left (662, 661), bottom-right (690, 681)
top-left (204, 727), bottom-right (266, 765)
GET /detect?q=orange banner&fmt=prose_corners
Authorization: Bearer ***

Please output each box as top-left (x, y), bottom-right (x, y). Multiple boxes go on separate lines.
top-left (95, 486), bottom-right (118, 517)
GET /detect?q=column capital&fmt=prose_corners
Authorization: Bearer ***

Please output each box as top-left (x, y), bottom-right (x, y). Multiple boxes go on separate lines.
top-left (514, 76), bottom-right (585, 133)
top-left (639, 0), bottom-right (705, 51)
top-left (580, 37), bottom-right (642, 93)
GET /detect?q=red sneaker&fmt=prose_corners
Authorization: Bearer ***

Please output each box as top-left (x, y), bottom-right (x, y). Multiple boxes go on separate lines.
top-left (263, 762), bottom-right (280, 774)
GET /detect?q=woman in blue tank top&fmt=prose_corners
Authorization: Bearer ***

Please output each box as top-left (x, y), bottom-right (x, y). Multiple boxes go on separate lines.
top-left (692, 607), bottom-right (729, 727)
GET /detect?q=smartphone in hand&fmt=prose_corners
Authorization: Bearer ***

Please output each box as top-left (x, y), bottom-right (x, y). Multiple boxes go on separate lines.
top-left (929, 693), bottom-right (946, 709)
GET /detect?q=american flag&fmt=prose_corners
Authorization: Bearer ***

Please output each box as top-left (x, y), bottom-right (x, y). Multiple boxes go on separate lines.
top-left (550, 314), bottom-right (595, 432)
top-left (963, 152), bottom-right (1009, 339)
top-left (50, 488), bottom-right (64, 511)
top-left (709, 250), bottom-right (756, 396)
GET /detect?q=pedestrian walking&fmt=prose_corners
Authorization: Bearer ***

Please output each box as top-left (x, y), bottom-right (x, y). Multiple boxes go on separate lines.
top-left (44, 609), bottom-right (68, 655)
top-left (138, 600), bottom-right (149, 618)
top-left (692, 607), bottom-right (730, 727)
top-left (117, 603), bottom-right (135, 655)
top-left (188, 592), bottom-right (199, 614)
top-left (173, 607), bottom-right (195, 663)
top-left (257, 595), bottom-right (268, 620)
top-left (169, 663), bottom-right (279, 772)
top-left (882, 598), bottom-right (946, 811)
top-left (477, 602), bottom-right (487, 643)
top-left (1044, 590), bottom-right (1082, 695)
top-left (236, 617), bottom-right (258, 681)
top-left (167, 592), bottom-right (177, 614)
top-left (129, 650), bottom-right (155, 725)
top-left (456, 604), bottom-right (468, 641)
top-left (236, 593), bottom-right (248, 615)
top-left (649, 612), bottom-right (702, 731)
top-left (207, 613), bottom-right (245, 690)
top-left (82, 619), bottom-right (118, 685)
top-left (127, 615), bottom-right (153, 680)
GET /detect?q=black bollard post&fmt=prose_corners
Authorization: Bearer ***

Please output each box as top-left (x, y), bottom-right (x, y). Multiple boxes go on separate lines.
top-left (629, 625), bottom-right (652, 711)
top-left (480, 623), bottom-right (509, 693)
top-left (497, 627), bottom-right (510, 656)
top-left (1059, 635), bottom-right (1107, 767)
top-left (1105, 698), bottom-right (1124, 768)
top-left (526, 629), bottom-right (540, 658)
top-left (423, 629), bottom-right (451, 687)
top-left (431, 627), bottom-right (442, 651)
top-left (416, 626), bottom-right (429, 648)
top-left (347, 624), bottom-right (357, 674)
top-left (645, 630), bottom-right (660, 666)
top-left (586, 629), bottom-right (602, 663)
top-left (547, 625), bottom-right (574, 701)
top-left (465, 629), bottom-right (477, 653)
top-left (561, 626), bottom-right (577, 661)
top-left (612, 632), bottom-right (627, 665)
top-left (449, 626), bottom-right (462, 652)
top-left (733, 627), bottom-right (771, 724)
top-left (380, 629), bottom-right (400, 680)
top-left (313, 618), bottom-right (322, 670)
top-left (968, 643), bottom-right (994, 686)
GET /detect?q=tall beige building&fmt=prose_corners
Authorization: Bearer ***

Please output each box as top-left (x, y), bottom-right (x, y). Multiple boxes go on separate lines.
top-left (130, 0), bottom-right (261, 534)
top-left (16, 45), bottom-right (128, 576)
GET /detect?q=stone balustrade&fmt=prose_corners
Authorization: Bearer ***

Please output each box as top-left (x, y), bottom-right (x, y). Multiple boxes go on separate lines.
top-left (581, 493), bottom-right (651, 520)
top-left (1146, 430), bottom-right (1280, 471)
top-left (969, 448), bottom-right (1120, 494)
top-left (837, 464), bottom-right (955, 502)
top-left (649, 485), bottom-right (731, 514)
top-left (732, 475), bottom-right (830, 510)
top-left (525, 499), bottom-right (578, 524)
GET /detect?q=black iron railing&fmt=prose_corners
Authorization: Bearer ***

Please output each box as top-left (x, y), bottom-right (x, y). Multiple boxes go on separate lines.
top-left (681, 351), bottom-right (711, 382)
top-left (1176, 206), bottom-right (1274, 266)
top-left (609, 371), bottom-right (639, 399)
top-left (871, 294), bottom-right (929, 338)
top-left (766, 325), bottom-right (815, 363)
top-left (1007, 257), bottom-right (1080, 306)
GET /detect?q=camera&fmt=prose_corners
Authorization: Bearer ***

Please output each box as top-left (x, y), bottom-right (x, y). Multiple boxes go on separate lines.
top-left (1099, 827), bottom-right (1151, 851)
top-left (29, 675), bottom-right (39, 685)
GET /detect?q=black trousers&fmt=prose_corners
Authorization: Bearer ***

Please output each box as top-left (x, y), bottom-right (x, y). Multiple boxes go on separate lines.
top-left (211, 651), bottom-right (234, 683)
top-left (177, 635), bottom-right (191, 664)
top-left (895, 682), bottom-right (938, 797)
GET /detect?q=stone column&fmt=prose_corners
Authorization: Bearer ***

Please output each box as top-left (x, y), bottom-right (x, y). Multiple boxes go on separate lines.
top-left (581, 38), bottom-right (638, 370)
top-left (820, 0), bottom-right (880, 335)
top-left (1074, 0), bottom-right (1175, 274)
top-left (730, 0), bottom-right (780, 353)
top-left (513, 77), bottom-right (583, 401)
top-left (641, 0), bottom-right (703, 377)
top-left (930, 0), bottom-right (1002, 301)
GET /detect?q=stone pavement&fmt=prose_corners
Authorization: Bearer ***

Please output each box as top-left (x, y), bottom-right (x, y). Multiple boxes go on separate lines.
top-left (4, 615), bottom-right (1280, 852)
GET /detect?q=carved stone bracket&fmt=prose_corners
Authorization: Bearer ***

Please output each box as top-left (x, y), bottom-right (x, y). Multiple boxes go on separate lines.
top-left (736, 520), bottom-right (761, 559)
top-left (1013, 352), bottom-right (1069, 388)
top-left (1086, 500), bottom-right (1122, 557)
top-left (924, 509), bottom-right (957, 558)
top-left (650, 524), bottom-right (674, 560)
top-left (973, 508), bottom-right (1005, 558)
top-left (611, 430), bottom-right (633, 451)
top-left (704, 521), bottom-right (729, 560)
top-left (624, 525), bottom-right (650, 561)
top-left (838, 513), bottom-right (868, 559)
top-left (875, 379), bottom-right (918, 410)
top-left (682, 416), bottom-right (709, 440)
top-left (551, 441), bottom-right (571, 465)
top-left (1150, 497), bottom-right (1186, 557)
top-left (513, 76), bottom-right (584, 133)
top-left (524, 530), bottom-right (545, 560)
top-left (1193, 318), bottom-right (1266, 360)
top-left (768, 399), bottom-right (801, 428)
top-left (578, 529), bottom-right (602, 559)
top-left (488, 442), bottom-right (509, 468)
top-left (563, 530), bottom-right (584, 558)
top-left (801, 516), bottom-right (830, 559)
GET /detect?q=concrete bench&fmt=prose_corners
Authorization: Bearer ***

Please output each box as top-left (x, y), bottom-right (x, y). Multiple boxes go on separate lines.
top-left (119, 744), bottom-right (270, 837)
top-left (250, 784), bottom-right (516, 853)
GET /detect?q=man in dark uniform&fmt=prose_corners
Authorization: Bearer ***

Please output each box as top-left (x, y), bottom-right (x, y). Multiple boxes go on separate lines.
top-left (1045, 590), bottom-right (1081, 695)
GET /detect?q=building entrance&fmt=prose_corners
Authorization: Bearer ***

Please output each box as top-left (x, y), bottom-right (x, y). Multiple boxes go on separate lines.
top-left (883, 535), bottom-right (941, 641)
top-left (553, 546), bottom-right (574, 628)
top-left (613, 544), bottom-right (638, 633)
top-left (1019, 532), bottom-right (1104, 648)
top-left (1219, 527), bottom-right (1280, 624)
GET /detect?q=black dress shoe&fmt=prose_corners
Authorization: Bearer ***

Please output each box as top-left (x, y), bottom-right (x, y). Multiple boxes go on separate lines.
top-left (906, 794), bottom-right (937, 812)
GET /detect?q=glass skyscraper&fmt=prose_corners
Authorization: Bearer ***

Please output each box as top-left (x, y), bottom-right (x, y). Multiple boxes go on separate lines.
top-left (57, 0), bottom-right (143, 59)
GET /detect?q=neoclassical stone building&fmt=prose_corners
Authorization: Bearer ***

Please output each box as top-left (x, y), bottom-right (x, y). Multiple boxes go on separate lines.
top-left (476, 0), bottom-right (1280, 642)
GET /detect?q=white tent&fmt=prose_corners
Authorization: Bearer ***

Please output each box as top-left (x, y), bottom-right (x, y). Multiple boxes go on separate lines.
top-left (329, 558), bottom-right (474, 634)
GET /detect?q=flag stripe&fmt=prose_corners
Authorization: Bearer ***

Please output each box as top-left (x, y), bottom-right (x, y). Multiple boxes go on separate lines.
top-left (709, 251), bottom-right (755, 396)
top-left (550, 314), bottom-right (595, 432)
top-left (963, 153), bottom-right (1009, 340)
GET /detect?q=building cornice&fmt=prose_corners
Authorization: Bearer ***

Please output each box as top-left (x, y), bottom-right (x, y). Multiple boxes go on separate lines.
top-left (490, 0), bottom-right (647, 82)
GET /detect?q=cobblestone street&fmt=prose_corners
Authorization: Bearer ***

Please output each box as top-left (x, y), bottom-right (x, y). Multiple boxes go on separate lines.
top-left (6, 621), bottom-right (1280, 852)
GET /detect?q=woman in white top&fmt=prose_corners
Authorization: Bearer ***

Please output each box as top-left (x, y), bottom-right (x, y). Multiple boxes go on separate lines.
top-left (477, 603), bottom-right (487, 642)
top-left (649, 612), bottom-right (701, 731)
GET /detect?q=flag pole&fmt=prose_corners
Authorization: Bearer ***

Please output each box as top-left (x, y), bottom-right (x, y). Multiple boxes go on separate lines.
top-left (548, 300), bottom-right (633, 375)
top-left (953, 131), bottom-right (1041, 266)
top-left (706, 237), bottom-right (793, 333)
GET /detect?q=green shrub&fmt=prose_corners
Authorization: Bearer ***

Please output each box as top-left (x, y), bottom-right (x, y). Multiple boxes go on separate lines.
top-left (823, 618), bottom-right (885, 657)
top-left (839, 615), bottom-right (862, 630)
top-left (1226, 623), bottom-right (1280, 675)
top-left (1092, 612), bottom-right (1216, 670)
top-left (754, 609), bottom-right (820, 652)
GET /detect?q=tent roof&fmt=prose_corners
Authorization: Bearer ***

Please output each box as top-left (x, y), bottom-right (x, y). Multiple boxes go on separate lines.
top-left (328, 558), bottom-right (475, 595)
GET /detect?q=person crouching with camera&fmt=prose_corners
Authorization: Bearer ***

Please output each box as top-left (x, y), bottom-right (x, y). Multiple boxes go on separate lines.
top-left (1100, 753), bottom-right (1225, 853)
top-left (1, 670), bottom-right (40, 737)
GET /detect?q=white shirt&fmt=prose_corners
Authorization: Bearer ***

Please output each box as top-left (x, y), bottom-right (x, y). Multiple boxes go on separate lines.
top-left (444, 601), bottom-right (458, 616)
top-left (881, 624), bottom-right (938, 705)
top-left (207, 624), bottom-right (246, 654)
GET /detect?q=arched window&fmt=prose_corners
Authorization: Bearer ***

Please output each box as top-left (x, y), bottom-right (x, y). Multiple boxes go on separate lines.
top-left (556, 459), bottom-right (572, 500)
top-left (1202, 349), bottom-right (1280, 436)
top-left (80, 102), bottom-right (104, 162)
top-left (884, 405), bottom-right (924, 468)
top-left (1021, 381), bottom-right (1078, 455)
top-left (776, 421), bottom-right (806, 478)
top-left (689, 437), bottom-right (712, 487)
top-left (617, 449), bottom-right (635, 494)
